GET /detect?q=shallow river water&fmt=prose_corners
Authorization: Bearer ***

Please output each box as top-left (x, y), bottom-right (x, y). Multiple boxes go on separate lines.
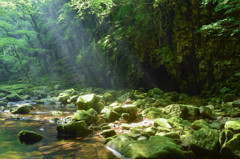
top-left (0, 103), bottom-right (118, 159)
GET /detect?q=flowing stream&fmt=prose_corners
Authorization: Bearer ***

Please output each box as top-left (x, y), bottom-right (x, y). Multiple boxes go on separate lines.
top-left (0, 102), bottom-right (118, 159)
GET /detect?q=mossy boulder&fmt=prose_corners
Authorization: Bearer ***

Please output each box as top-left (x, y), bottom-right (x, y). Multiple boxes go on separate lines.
top-left (92, 102), bottom-right (104, 113)
top-left (72, 108), bottom-right (98, 125)
top-left (221, 134), bottom-right (240, 159)
top-left (199, 106), bottom-right (216, 119)
top-left (6, 93), bottom-right (23, 101)
top-left (0, 93), bottom-right (5, 98)
top-left (232, 100), bottom-right (240, 107)
top-left (12, 106), bottom-right (30, 114)
top-left (113, 104), bottom-right (138, 122)
top-left (191, 119), bottom-right (211, 130)
top-left (167, 117), bottom-right (192, 131)
top-left (103, 92), bottom-right (117, 102)
top-left (164, 92), bottom-right (179, 102)
top-left (147, 88), bottom-right (164, 97)
top-left (222, 94), bottom-right (237, 103)
top-left (76, 94), bottom-right (100, 110)
top-left (142, 107), bottom-right (166, 119)
top-left (57, 121), bottom-right (92, 138)
top-left (101, 107), bottom-right (121, 122)
top-left (100, 129), bottom-right (116, 138)
top-left (107, 134), bottom-right (185, 159)
top-left (225, 120), bottom-right (240, 133)
top-left (154, 118), bottom-right (172, 131)
top-left (189, 127), bottom-right (220, 156)
top-left (0, 100), bottom-right (7, 106)
top-left (164, 104), bottom-right (199, 119)
top-left (17, 130), bottom-right (43, 144)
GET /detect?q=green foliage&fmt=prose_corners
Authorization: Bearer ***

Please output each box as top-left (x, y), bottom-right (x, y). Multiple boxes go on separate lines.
top-left (200, 0), bottom-right (240, 36)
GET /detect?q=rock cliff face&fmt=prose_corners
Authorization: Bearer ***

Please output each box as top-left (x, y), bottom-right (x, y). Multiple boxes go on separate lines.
top-left (129, 0), bottom-right (240, 94)
top-left (72, 0), bottom-right (240, 95)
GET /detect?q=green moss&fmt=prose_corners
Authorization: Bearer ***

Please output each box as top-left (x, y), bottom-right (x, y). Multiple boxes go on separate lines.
top-left (12, 106), bottom-right (30, 114)
top-left (57, 121), bottom-right (92, 138)
top-left (17, 130), bottom-right (43, 144)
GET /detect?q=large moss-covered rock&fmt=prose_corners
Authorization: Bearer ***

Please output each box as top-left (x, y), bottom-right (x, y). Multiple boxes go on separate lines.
top-left (225, 120), bottom-right (240, 133)
top-left (232, 100), bottom-right (240, 107)
top-left (100, 129), bottom-right (116, 138)
top-left (107, 134), bottom-right (185, 159)
top-left (6, 93), bottom-right (23, 101)
top-left (113, 104), bottom-right (138, 122)
top-left (57, 121), bottom-right (92, 138)
top-left (222, 94), bottom-right (237, 103)
top-left (142, 107), bottom-right (166, 119)
top-left (154, 118), bottom-right (172, 131)
top-left (0, 93), bottom-right (5, 98)
top-left (221, 134), bottom-right (240, 159)
top-left (17, 130), bottom-right (43, 144)
top-left (199, 106), bottom-right (216, 119)
top-left (72, 108), bottom-right (98, 125)
top-left (101, 107), bottom-right (121, 122)
top-left (164, 104), bottom-right (199, 119)
top-left (12, 106), bottom-right (30, 114)
top-left (0, 100), bottom-right (7, 106)
top-left (76, 94), bottom-right (100, 110)
top-left (191, 119), bottom-right (211, 130)
top-left (189, 127), bottom-right (220, 156)
top-left (92, 102), bottom-right (104, 113)
top-left (167, 117), bottom-right (192, 131)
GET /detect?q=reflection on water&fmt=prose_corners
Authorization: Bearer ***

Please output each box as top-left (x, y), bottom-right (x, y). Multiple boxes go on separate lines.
top-left (0, 104), bottom-right (118, 159)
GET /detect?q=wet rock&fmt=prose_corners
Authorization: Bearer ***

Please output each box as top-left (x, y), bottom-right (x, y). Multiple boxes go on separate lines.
top-left (100, 129), bottom-right (116, 138)
top-left (221, 134), bottom-right (240, 159)
top-left (57, 121), bottom-right (92, 138)
top-left (12, 106), bottom-right (30, 114)
top-left (6, 93), bottom-right (23, 101)
top-left (73, 108), bottom-right (98, 125)
top-left (76, 94), bottom-right (100, 110)
top-left (191, 119), bottom-right (211, 130)
top-left (189, 127), bottom-right (220, 156)
top-left (199, 106), bottom-right (216, 119)
top-left (222, 94), bottom-right (237, 103)
top-left (17, 130), bottom-right (43, 144)
top-left (225, 120), bottom-right (240, 133)
top-left (232, 100), bottom-right (240, 107)
top-left (107, 134), bottom-right (185, 159)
